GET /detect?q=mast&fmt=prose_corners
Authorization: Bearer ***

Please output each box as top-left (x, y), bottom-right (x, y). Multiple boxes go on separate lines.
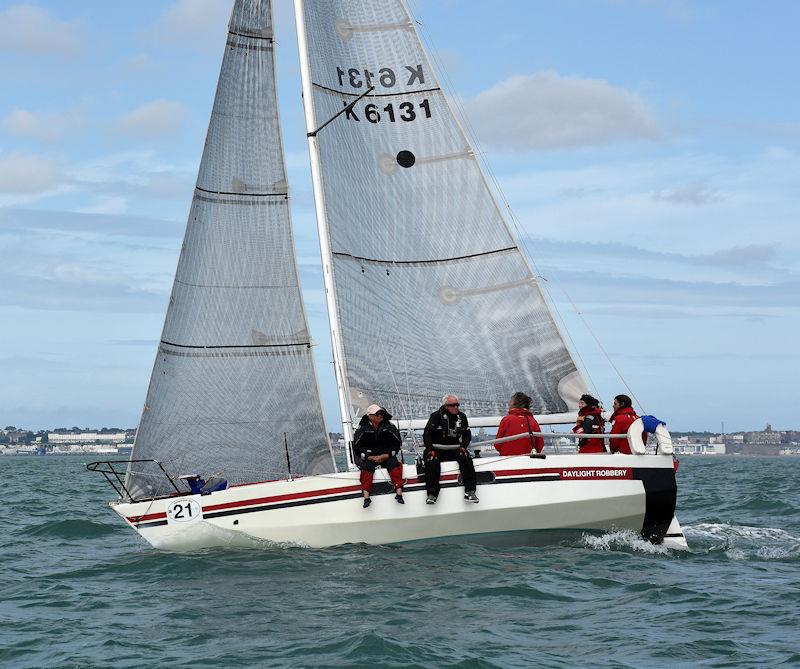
top-left (294, 0), bottom-right (356, 469)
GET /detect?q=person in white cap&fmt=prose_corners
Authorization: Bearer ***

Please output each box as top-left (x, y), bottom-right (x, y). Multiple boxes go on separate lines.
top-left (352, 404), bottom-right (404, 508)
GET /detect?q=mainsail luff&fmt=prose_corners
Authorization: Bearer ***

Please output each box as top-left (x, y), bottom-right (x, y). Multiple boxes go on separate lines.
top-left (295, 0), bottom-right (358, 466)
top-left (295, 0), bottom-right (588, 424)
top-left (126, 0), bottom-right (334, 500)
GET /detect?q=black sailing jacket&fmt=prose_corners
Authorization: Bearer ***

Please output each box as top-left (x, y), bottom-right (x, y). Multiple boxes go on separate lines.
top-left (353, 411), bottom-right (402, 460)
top-left (423, 407), bottom-right (472, 450)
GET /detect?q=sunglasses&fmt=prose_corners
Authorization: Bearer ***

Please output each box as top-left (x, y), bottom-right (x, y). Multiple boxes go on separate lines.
top-left (445, 403), bottom-right (459, 408)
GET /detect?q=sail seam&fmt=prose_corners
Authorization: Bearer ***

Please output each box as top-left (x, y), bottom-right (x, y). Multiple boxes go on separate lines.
top-left (157, 348), bottom-right (310, 359)
top-left (226, 38), bottom-right (273, 52)
top-left (172, 278), bottom-right (298, 289)
top-left (228, 29), bottom-right (273, 42)
top-left (195, 186), bottom-right (287, 197)
top-left (331, 246), bottom-right (517, 266)
top-left (312, 82), bottom-right (441, 98)
top-left (160, 339), bottom-right (310, 350)
top-left (194, 194), bottom-right (287, 206)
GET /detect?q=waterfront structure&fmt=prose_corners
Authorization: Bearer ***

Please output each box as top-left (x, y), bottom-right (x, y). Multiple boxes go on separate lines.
top-left (48, 432), bottom-right (127, 444)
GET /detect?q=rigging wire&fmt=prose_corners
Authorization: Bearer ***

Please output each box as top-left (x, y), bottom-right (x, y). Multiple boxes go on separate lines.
top-left (552, 283), bottom-right (646, 413)
top-left (400, 338), bottom-right (422, 454)
top-left (382, 343), bottom-right (414, 445)
top-left (408, 6), bottom-right (639, 410)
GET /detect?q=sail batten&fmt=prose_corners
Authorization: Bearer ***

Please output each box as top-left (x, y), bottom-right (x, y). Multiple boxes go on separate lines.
top-left (126, 0), bottom-right (334, 500)
top-left (297, 0), bottom-right (588, 423)
top-left (331, 246), bottom-right (518, 266)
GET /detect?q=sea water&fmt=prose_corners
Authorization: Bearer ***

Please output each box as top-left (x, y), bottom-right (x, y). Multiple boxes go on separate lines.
top-left (1, 455), bottom-right (798, 668)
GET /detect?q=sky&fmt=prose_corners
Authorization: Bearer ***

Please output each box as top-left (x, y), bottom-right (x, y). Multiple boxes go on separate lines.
top-left (0, 0), bottom-right (798, 433)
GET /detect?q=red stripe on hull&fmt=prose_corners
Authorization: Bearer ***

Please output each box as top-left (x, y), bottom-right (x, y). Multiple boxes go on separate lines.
top-left (127, 483), bottom-right (363, 523)
top-left (126, 467), bottom-right (634, 524)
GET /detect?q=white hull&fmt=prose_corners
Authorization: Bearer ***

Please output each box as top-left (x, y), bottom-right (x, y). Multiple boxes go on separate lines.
top-left (111, 453), bottom-right (687, 550)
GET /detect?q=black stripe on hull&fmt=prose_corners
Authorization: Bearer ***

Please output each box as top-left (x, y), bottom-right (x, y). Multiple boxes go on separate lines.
top-left (132, 468), bottom-right (672, 536)
top-left (632, 466), bottom-right (677, 544)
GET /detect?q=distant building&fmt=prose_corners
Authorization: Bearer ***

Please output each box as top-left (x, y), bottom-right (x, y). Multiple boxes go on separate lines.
top-left (674, 441), bottom-right (726, 455)
top-left (745, 424), bottom-right (782, 445)
top-left (48, 432), bottom-right (127, 444)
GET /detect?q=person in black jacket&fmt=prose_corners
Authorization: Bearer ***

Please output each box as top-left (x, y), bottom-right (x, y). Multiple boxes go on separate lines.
top-left (353, 404), bottom-right (404, 508)
top-left (422, 394), bottom-right (478, 504)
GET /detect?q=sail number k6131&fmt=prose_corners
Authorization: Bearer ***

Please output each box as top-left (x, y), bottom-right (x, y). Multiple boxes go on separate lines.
top-left (335, 64), bottom-right (433, 124)
top-left (342, 99), bottom-right (431, 123)
top-left (336, 64), bottom-right (425, 89)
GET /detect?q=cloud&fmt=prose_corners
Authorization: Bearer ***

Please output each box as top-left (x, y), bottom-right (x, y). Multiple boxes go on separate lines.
top-left (106, 339), bottom-right (158, 347)
top-left (0, 152), bottom-right (63, 194)
top-left (520, 237), bottom-right (796, 319)
top-left (77, 196), bottom-right (129, 216)
top-left (0, 207), bottom-right (183, 239)
top-left (652, 182), bottom-right (721, 205)
top-left (0, 208), bottom-right (180, 313)
top-left (703, 245), bottom-right (778, 268)
top-left (147, 0), bottom-right (231, 51)
top-left (115, 100), bottom-right (184, 137)
top-left (466, 71), bottom-right (660, 150)
top-left (492, 147), bottom-right (800, 258)
top-left (528, 237), bottom-right (781, 271)
top-left (546, 268), bottom-right (800, 314)
top-left (1, 106), bottom-right (87, 142)
top-left (0, 4), bottom-right (85, 55)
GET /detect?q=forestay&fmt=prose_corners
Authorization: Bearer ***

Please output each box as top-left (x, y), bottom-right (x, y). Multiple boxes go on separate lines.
top-left (126, 0), bottom-right (334, 500)
top-left (297, 0), bottom-right (587, 422)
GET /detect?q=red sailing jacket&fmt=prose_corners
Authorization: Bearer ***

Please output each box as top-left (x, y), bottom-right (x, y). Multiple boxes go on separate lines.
top-left (496, 408), bottom-right (544, 455)
top-left (609, 406), bottom-right (644, 454)
top-left (574, 406), bottom-right (606, 453)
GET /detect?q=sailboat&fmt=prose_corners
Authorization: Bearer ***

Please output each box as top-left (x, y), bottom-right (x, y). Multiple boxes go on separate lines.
top-left (88, 0), bottom-right (687, 551)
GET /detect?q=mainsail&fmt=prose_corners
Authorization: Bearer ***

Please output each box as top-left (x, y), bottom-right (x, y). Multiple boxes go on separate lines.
top-left (296, 0), bottom-right (587, 423)
top-left (126, 0), bottom-right (334, 499)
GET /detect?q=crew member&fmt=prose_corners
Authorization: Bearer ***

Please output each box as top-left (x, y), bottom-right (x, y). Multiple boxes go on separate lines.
top-left (422, 395), bottom-right (478, 504)
top-left (353, 404), bottom-right (404, 508)
top-left (608, 394), bottom-right (643, 454)
top-left (574, 393), bottom-right (606, 454)
top-left (496, 391), bottom-right (544, 455)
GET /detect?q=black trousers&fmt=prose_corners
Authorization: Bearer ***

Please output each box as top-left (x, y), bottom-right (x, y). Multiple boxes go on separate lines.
top-left (423, 447), bottom-right (476, 497)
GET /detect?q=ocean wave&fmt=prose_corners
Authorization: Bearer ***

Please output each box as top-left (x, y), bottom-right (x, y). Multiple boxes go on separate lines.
top-left (685, 522), bottom-right (800, 561)
top-left (26, 518), bottom-right (120, 539)
top-left (581, 529), bottom-right (671, 555)
top-left (467, 582), bottom-right (574, 602)
top-left (146, 521), bottom-right (297, 552)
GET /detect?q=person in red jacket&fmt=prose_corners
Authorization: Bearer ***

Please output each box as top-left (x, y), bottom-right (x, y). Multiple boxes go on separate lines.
top-left (495, 392), bottom-right (544, 455)
top-left (574, 393), bottom-right (606, 453)
top-left (608, 394), bottom-right (642, 454)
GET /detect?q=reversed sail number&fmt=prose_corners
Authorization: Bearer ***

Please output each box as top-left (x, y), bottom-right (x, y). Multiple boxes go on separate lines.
top-left (343, 99), bottom-right (432, 123)
top-left (336, 65), bottom-right (425, 89)
top-left (166, 498), bottom-right (203, 524)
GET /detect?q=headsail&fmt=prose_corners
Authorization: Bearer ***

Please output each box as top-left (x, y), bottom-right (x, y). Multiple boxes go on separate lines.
top-left (296, 0), bottom-right (587, 423)
top-left (126, 0), bottom-right (334, 500)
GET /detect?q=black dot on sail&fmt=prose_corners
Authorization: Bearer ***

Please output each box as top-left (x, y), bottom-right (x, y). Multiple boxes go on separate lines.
top-left (396, 150), bottom-right (416, 168)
